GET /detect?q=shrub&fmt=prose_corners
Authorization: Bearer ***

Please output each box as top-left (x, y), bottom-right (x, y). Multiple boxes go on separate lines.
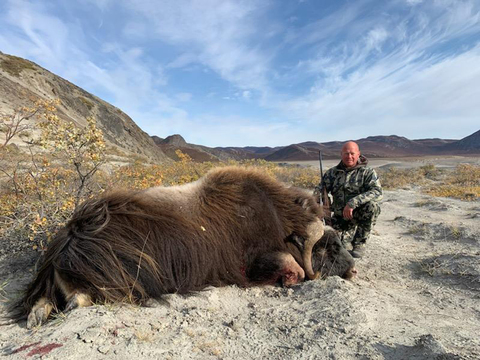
top-left (376, 167), bottom-right (426, 189)
top-left (425, 164), bottom-right (480, 201)
top-left (0, 99), bottom-right (106, 250)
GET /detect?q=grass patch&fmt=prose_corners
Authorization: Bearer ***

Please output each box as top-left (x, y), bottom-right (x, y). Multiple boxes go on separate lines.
top-left (420, 257), bottom-right (451, 277)
top-left (0, 280), bottom-right (8, 302)
top-left (425, 164), bottom-right (480, 201)
top-left (413, 199), bottom-right (438, 207)
top-left (1, 55), bottom-right (37, 77)
top-left (419, 253), bottom-right (479, 290)
top-left (134, 330), bottom-right (154, 342)
top-left (447, 226), bottom-right (463, 240)
top-left (377, 167), bottom-right (427, 189)
top-left (408, 223), bottom-right (429, 236)
top-left (377, 164), bottom-right (443, 190)
top-left (379, 164), bottom-right (479, 201)
top-left (79, 96), bottom-right (94, 111)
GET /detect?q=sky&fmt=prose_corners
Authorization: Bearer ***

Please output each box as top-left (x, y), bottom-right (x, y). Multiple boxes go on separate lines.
top-left (0, 0), bottom-right (479, 147)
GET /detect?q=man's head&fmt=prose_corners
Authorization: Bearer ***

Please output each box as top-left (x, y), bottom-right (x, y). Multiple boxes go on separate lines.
top-left (341, 141), bottom-right (360, 168)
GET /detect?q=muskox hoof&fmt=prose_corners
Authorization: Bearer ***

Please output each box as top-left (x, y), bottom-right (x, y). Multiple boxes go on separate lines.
top-left (65, 293), bottom-right (93, 313)
top-left (27, 308), bottom-right (45, 329)
top-left (26, 298), bottom-right (53, 329)
top-left (307, 271), bottom-right (321, 280)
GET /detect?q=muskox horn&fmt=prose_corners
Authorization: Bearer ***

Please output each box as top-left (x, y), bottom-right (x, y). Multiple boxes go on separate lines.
top-left (303, 219), bottom-right (324, 280)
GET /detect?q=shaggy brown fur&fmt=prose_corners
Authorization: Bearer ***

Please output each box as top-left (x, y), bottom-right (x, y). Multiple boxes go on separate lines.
top-left (12, 166), bottom-right (326, 327)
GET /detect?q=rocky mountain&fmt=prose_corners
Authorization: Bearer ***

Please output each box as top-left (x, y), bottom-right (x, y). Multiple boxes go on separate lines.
top-left (442, 129), bottom-right (480, 152)
top-left (0, 52), bottom-right (168, 162)
top-left (154, 134), bottom-right (227, 162)
top-left (153, 132), bottom-right (479, 162)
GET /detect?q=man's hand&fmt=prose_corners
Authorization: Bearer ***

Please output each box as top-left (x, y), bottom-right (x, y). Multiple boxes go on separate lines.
top-left (343, 204), bottom-right (354, 220)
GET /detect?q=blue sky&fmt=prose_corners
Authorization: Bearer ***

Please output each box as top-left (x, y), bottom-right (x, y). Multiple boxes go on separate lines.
top-left (1, 0), bottom-right (479, 147)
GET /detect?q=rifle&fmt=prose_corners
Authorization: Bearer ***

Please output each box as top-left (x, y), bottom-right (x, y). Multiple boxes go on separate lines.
top-left (315, 151), bottom-right (331, 225)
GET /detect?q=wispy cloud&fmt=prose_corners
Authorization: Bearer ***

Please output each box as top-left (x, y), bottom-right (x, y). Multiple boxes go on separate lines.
top-left (270, 0), bottom-right (480, 141)
top-left (117, 0), bottom-right (273, 92)
top-left (0, 0), bottom-right (479, 146)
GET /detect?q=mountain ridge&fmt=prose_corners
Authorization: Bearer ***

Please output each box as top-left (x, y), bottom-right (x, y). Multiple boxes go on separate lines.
top-left (153, 131), bottom-right (479, 162)
top-left (1, 52), bottom-right (478, 164)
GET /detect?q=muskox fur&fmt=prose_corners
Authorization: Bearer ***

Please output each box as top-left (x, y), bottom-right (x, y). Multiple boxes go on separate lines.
top-left (11, 166), bottom-right (355, 327)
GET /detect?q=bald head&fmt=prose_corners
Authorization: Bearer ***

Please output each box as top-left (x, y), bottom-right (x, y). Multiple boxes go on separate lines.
top-left (341, 141), bottom-right (360, 168)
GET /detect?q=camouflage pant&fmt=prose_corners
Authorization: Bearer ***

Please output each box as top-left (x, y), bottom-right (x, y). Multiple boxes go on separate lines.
top-left (330, 202), bottom-right (381, 247)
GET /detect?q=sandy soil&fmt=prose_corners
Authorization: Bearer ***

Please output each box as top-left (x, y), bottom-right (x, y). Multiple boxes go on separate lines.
top-left (1, 186), bottom-right (479, 359)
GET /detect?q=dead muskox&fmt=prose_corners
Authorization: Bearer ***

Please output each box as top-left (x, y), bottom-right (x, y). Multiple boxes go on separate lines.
top-left (12, 166), bottom-right (356, 328)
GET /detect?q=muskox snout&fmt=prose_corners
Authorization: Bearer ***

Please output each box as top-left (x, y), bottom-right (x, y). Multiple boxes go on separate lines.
top-left (343, 266), bottom-right (358, 280)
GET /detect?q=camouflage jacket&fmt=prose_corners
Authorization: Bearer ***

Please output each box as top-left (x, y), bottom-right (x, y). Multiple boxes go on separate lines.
top-left (318, 156), bottom-right (383, 216)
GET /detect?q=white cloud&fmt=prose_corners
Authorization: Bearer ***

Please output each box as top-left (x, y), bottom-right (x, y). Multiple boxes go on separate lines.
top-left (277, 44), bottom-right (480, 141)
top-left (1, 0), bottom-right (479, 146)
top-left (406, 0), bottom-right (423, 5)
top-left (242, 91), bottom-right (252, 100)
top-left (117, 0), bottom-right (273, 91)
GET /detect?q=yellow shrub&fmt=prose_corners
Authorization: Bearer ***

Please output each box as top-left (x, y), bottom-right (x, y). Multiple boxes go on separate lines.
top-left (425, 164), bottom-right (480, 201)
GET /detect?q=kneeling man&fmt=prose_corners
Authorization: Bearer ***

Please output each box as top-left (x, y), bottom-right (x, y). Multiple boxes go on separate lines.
top-left (315, 141), bottom-right (382, 258)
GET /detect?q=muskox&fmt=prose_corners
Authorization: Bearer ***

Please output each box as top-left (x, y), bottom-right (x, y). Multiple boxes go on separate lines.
top-left (12, 167), bottom-right (356, 328)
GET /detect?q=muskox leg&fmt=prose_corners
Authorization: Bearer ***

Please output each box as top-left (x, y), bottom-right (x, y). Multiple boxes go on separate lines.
top-left (27, 271), bottom-right (93, 329)
top-left (246, 252), bottom-right (305, 287)
top-left (54, 270), bottom-right (92, 312)
top-left (27, 297), bottom-right (54, 329)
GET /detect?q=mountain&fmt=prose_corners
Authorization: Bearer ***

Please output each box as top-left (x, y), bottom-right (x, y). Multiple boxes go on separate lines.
top-left (264, 144), bottom-right (318, 161)
top-left (154, 134), bottom-right (226, 162)
top-left (0, 52), bottom-right (168, 162)
top-left (152, 132), bottom-right (479, 162)
top-left (442, 129), bottom-right (480, 152)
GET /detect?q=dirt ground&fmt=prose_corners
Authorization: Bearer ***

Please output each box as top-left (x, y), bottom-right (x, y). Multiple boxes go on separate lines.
top-left (1, 181), bottom-right (479, 359)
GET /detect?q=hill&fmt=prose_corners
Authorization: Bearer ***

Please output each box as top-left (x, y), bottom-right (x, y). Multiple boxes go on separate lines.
top-left (442, 129), bottom-right (480, 152)
top-left (154, 132), bottom-right (479, 162)
top-left (0, 52), bottom-right (168, 162)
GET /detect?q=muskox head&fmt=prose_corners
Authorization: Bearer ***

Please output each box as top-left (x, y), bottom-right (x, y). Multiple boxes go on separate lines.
top-left (287, 227), bottom-right (357, 280)
top-left (311, 227), bottom-right (357, 280)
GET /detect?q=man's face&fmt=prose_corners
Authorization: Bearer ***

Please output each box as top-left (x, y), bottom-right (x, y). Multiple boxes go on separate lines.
top-left (341, 144), bottom-right (360, 168)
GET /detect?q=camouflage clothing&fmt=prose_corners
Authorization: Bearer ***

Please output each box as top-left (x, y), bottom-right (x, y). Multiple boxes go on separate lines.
top-left (330, 201), bottom-right (381, 246)
top-left (316, 156), bottom-right (382, 246)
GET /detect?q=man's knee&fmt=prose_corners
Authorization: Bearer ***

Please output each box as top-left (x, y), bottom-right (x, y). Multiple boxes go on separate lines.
top-left (331, 215), bottom-right (356, 231)
top-left (353, 202), bottom-right (381, 221)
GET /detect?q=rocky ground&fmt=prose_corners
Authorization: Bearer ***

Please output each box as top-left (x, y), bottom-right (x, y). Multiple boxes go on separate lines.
top-left (1, 187), bottom-right (479, 359)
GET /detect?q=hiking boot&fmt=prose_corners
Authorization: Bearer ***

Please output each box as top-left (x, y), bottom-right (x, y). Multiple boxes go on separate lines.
top-left (350, 244), bottom-right (366, 258)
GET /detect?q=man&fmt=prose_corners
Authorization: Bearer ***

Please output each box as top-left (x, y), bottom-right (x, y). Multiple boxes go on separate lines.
top-left (315, 141), bottom-right (382, 258)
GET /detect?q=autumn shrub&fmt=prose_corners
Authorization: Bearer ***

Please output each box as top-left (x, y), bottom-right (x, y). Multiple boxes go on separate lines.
top-left (377, 167), bottom-right (427, 189)
top-left (0, 163), bottom-right (85, 251)
top-left (418, 163), bottom-right (442, 180)
top-left (108, 151), bottom-right (217, 190)
top-left (0, 99), bottom-right (106, 251)
top-left (425, 164), bottom-right (480, 200)
top-left (272, 165), bottom-right (320, 189)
